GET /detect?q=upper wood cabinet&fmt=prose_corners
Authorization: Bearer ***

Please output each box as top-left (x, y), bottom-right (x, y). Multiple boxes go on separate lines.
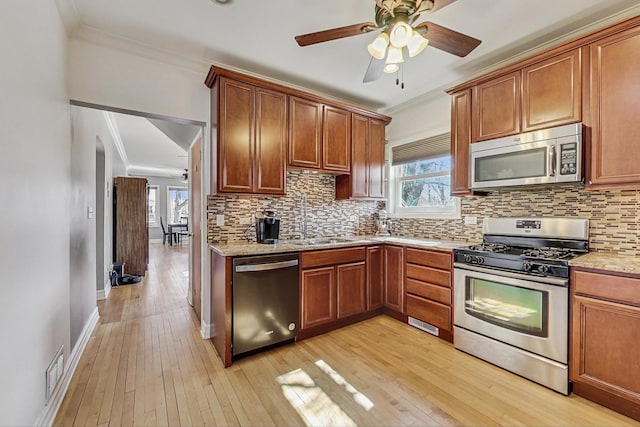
top-left (215, 77), bottom-right (287, 195)
top-left (450, 89), bottom-right (473, 196)
top-left (587, 26), bottom-right (640, 189)
top-left (289, 97), bottom-right (351, 173)
top-left (335, 114), bottom-right (386, 200)
top-left (470, 49), bottom-right (582, 143)
top-left (521, 48), bottom-right (581, 132)
top-left (472, 71), bottom-right (521, 142)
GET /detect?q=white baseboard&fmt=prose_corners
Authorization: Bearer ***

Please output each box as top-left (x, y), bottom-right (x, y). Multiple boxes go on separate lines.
top-left (201, 321), bottom-right (214, 339)
top-left (149, 238), bottom-right (163, 243)
top-left (35, 307), bottom-right (100, 427)
top-left (96, 279), bottom-right (111, 300)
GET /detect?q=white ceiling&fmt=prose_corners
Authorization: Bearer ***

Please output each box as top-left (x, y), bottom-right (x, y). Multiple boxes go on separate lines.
top-left (63, 0), bottom-right (640, 112)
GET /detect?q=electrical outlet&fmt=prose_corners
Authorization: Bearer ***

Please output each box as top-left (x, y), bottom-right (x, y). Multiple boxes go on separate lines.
top-left (464, 216), bottom-right (478, 225)
top-left (239, 217), bottom-right (251, 225)
top-left (216, 214), bottom-right (224, 226)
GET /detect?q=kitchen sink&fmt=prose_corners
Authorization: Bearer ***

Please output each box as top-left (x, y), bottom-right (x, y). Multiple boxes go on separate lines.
top-left (285, 237), bottom-right (356, 246)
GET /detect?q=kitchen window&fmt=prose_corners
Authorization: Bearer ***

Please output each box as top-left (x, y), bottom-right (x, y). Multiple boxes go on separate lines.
top-left (148, 185), bottom-right (159, 227)
top-left (388, 133), bottom-right (460, 219)
top-left (167, 186), bottom-right (188, 224)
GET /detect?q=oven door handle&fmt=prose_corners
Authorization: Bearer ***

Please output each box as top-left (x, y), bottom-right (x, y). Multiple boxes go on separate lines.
top-left (453, 263), bottom-right (569, 287)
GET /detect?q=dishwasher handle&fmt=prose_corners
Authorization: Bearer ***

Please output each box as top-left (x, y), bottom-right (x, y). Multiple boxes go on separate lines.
top-left (235, 259), bottom-right (299, 273)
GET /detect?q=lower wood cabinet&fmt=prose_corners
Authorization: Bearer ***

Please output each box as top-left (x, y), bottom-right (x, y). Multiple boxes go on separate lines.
top-left (367, 246), bottom-right (384, 310)
top-left (384, 245), bottom-right (405, 316)
top-left (404, 248), bottom-right (453, 342)
top-left (571, 269), bottom-right (640, 422)
top-left (300, 247), bottom-right (368, 335)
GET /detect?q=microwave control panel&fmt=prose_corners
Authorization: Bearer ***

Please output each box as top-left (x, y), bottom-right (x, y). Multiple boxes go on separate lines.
top-left (560, 142), bottom-right (577, 175)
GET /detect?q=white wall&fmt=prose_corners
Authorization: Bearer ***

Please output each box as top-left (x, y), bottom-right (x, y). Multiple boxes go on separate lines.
top-left (71, 106), bottom-right (120, 294)
top-left (385, 91), bottom-right (452, 145)
top-left (0, 1), bottom-right (71, 424)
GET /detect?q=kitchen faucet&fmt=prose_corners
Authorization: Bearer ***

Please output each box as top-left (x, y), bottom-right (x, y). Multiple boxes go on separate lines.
top-left (300, 193), bottom-right (308, 240)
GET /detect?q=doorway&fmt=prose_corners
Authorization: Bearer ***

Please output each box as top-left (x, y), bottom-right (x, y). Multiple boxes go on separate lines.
top-left (74, 101), bottom-right (206, 322)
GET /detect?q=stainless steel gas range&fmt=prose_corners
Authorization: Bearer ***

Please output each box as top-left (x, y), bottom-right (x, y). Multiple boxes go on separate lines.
top-left (453, 217), bottom-right (589, 395)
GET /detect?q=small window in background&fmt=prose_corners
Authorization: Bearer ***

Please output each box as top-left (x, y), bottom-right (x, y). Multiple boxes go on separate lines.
top-left (148, 185), bottom-right (159, 227)
top-left (167, 186), bottom-right (189, 224)
top-left (388, 155), bottom-right (460, 219)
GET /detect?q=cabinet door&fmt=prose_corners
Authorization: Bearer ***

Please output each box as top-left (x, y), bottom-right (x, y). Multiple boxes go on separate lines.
top-left (367, 246), bottom-right (384, 311)
top-left (472, 71), bottom-right (521, 141)
top-left (571, 295), bottom-right (640, 416)
top-left (451, 89), bottom-right (473, 196)
top-left (323, 106), bottom-right (351, 172)
top-left (522, 49), bottom-right (581, 132)
top-left (588, 26), bottom-right (640, 188)
top-left (255, 88), bottom-right (287, 194)
top-left (350, 114), bottom-right (369, 198)
top-left (368, 118), bottom-right (386, 199)
top-left (384, 246), bottom-right (405, 313)
top-left (218, 77), bottom-right (254, 193)
top-left (337, 262), bottom-right (366, 319)
top-left (289, 96), bottom-right (322, 169)
top-left (301, 267), bottom-right (336, 329)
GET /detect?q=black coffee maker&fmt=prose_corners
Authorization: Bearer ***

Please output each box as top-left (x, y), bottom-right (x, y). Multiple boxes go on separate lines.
top-left (255, 211), bottom-right (280, 244)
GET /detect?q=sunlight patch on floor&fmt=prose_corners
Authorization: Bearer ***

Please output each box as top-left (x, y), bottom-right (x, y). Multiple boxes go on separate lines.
top-left (276, 368), bottom-right (357, 427)
top-left (315, 359), bottom-right (374, 411)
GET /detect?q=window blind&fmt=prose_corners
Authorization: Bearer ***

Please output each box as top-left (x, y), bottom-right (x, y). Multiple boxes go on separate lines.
top-left (391, 132), bottom-right (451, 166)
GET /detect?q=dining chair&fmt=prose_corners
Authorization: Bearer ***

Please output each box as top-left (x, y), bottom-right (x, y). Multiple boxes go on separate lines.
top-left (160, 216), bottom-right (177, 245)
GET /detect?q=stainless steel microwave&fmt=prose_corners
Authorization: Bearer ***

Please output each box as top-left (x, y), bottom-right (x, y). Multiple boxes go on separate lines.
top-left (470, 123), bottom-right (582, 190)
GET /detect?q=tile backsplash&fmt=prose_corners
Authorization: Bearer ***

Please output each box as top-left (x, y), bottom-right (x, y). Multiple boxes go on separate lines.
top-left (207, 175), bottom-right (640, 256)
top-left (207, 170), bottom-right (384, 243)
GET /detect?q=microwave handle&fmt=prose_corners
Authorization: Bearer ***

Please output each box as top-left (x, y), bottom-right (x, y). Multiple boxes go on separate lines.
top-left (549, 145), bottom-right (556, 177)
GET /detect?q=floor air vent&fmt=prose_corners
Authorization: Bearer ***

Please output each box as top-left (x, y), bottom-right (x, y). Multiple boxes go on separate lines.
top-left (408, 317), bottom-right (439, 336)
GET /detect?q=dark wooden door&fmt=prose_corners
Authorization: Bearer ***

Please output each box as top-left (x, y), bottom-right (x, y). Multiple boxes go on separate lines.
top-left (323, 106), bottom-right (351, 172)
top-left (366, 246), bottom-right (384, 311)
top-left (218, 77), bottom-right (254, 193)
top-left (114, 177), bottom-right (148, 276)
top-left (384, 245), bottom-right (405, 314)
top-left (522, 48), bottom-right (581, 132)
top-left (336, 262), bottom-right (366, 319)
top-left (472, 71), bottom-right (521, 141)
top-left (301, 266), bottom-right (336, 329)
top-left (255, 87), bottom-right (287, 194)
top-left (289, 96), bottom-right (322, 169)
top-left (451, 89), bottom-right (473, 196)
top-left (368, 118), bottom-right (386, 199)
top-left (588, 26), bottom-right (640, 188)
top-left (190, 135), bottom-right (202, 320)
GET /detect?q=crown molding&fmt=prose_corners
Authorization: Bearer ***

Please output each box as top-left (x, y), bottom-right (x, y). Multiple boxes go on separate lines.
top-left (127, 165), bottom-right (185, 179)
top-left (54, 0), bottom-right (80, 34)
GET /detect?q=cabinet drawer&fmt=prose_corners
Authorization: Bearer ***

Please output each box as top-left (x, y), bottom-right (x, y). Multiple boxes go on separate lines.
top-left (406, 294), bottom-right (451, 331)
top-left (406, 263), bottom-right (451, 288)
top-left (573, 270), bottom-right (640, 305)
top-left (301, 247), bottom-right (366, 269)
top-left (406, 279), bottom-right (451, 305)
top-left (406, 248), bottom-right (451, 270)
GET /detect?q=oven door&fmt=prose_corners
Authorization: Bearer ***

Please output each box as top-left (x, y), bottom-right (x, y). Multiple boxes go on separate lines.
top-left (454, 264), bottom-right (568, 364)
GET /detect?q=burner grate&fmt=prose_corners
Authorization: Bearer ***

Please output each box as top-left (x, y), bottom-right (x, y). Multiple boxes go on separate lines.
top-left (468, 243), bottom-right (509, 253)
top-left (521, 247), bottom-right (578, 260)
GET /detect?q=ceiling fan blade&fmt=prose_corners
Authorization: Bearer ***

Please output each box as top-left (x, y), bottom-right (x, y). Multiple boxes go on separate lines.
top-left (363, 57), bottom-right (385, 83)
top-left (295, 22), bottom-right (377, 47)
top-left (430, 0), bottom-right (458, 14)
top-left (415, 22), bottom-right (481, 57)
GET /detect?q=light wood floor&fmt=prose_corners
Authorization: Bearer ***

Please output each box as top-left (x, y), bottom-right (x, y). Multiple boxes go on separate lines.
top-left (55, 243), bottom-right (638, 427)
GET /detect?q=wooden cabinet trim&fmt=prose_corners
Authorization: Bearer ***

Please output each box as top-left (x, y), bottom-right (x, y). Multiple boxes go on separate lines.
top-left (406, 279), bottom-right (451, 305)
top-left (406, 294), bottom-right (451, 331)
top-left (405, 264), bottom-right (451, 288)
top-left (573, 270), bottom-right (640, 306)
top-left (366, 246), bottom-right (384, 311)
top-left (405, 248), bottom-right (452, 270)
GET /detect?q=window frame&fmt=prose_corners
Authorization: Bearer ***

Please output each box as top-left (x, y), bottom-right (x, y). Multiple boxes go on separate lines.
top-left (166, 186), bottom-right (189, 225)
top-left (387, 146), bottom-right (461, 220)
top-left (147, 185), bottom-right (159, 228)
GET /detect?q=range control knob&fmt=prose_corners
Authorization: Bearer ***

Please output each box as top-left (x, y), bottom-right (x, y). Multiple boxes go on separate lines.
top-left (477, 256), bottom-right (485, 265)
top-left (464, 254), bottom-right (473, 263)
top-left (523, 262), bottom-right (532, 272)
top-left (538, 264), bottom-right (549, 274)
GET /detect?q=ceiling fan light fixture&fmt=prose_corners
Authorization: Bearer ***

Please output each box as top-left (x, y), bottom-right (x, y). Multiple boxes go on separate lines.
top-left (367, 32), bottom-right (390, 59)
top-left (385, 45), bottom-right (404, 64)
top-left (389, 21), bottom-right (412, 48)
top-left (407, 30), bottom-right (429, 57)
top-left (383, 63), bottom-right (399, 74)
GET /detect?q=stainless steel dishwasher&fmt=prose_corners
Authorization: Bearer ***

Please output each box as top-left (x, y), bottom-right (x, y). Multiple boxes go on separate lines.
top-left (232, 253), bottom-right (300, 356)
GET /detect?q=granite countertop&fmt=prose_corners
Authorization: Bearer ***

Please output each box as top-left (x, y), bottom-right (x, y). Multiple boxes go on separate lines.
top-left (209, 235), bottom-right (476, 257)
top-left (569, 252), bottom-right (640, 276)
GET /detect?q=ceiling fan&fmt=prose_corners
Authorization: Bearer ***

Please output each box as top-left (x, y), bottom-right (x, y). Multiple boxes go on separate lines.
top-left (295, 0), bottom-right (481, 84)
